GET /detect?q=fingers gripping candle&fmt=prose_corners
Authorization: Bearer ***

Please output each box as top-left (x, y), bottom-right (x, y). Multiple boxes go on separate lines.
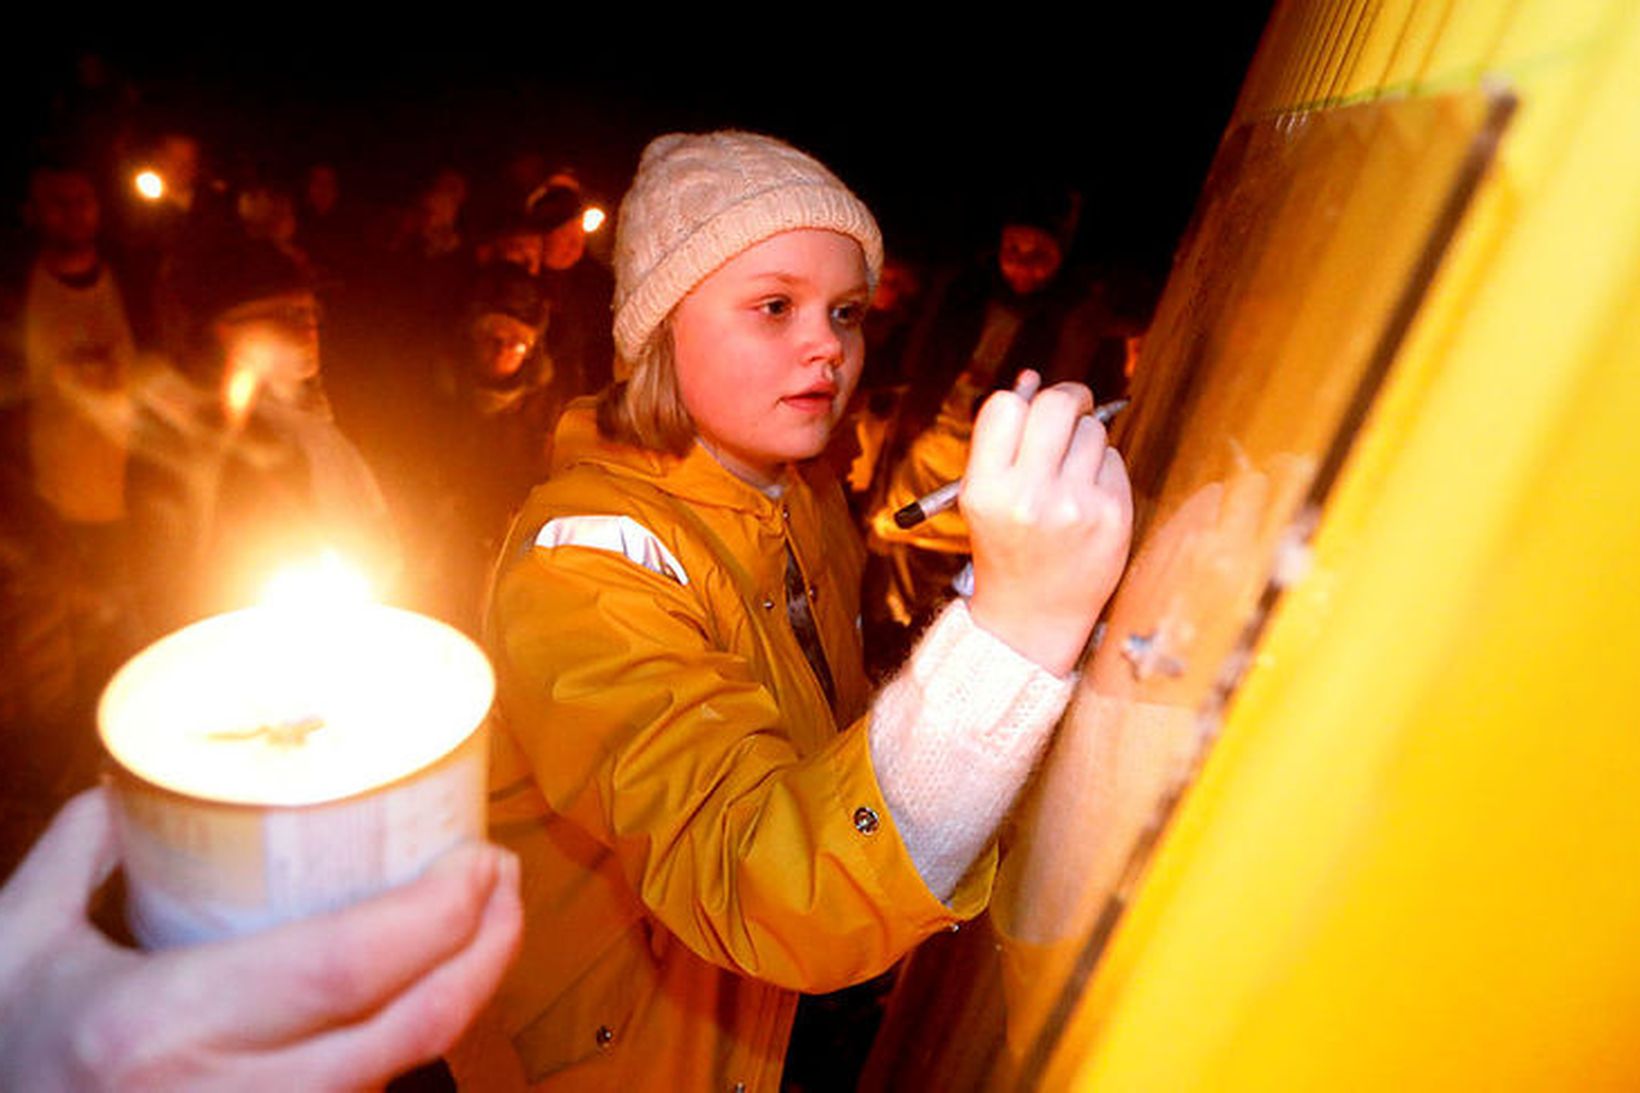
top-left (98, 557), bottom-right (496, 948)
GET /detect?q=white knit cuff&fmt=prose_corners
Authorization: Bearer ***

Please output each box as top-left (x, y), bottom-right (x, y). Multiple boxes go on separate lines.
top-left (869, 601), bottom-right (1076, 902)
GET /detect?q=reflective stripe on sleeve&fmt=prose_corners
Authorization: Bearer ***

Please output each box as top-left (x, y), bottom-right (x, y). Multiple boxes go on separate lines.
top-left (533, 514), bottom-right (691, 586)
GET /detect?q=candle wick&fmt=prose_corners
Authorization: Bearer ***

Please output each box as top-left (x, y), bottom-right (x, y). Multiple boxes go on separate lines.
top-left (207, 715), bottom-right (327, 749)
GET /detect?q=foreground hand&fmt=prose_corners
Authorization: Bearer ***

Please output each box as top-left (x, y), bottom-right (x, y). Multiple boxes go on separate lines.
top-left (0, 788), bottom-right (521, 1092)
top-left (963, 371), bottom-right (1133, 676)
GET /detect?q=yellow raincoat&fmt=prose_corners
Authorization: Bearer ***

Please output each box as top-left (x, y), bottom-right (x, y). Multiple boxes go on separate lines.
top-left (451, 403), bottom-right (993, 1091)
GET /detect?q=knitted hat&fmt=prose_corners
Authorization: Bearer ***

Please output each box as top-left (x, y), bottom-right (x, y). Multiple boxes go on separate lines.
top-left (611, 131), bottom-right (883, 362)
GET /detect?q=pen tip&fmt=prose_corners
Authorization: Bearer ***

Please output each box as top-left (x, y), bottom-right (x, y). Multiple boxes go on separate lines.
top-left (893, 503), bottom-right (925, 530)
top-left (1094, 398), bottom-right (1131, 425)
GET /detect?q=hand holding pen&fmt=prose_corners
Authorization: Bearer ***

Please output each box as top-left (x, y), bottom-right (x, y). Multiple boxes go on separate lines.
top-left (947, 369), bottom-right (1135, 676)
top-left (893, 373), bottom-right (1130, 529)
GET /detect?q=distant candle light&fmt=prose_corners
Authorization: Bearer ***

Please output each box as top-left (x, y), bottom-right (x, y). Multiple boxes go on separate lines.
top-left (581, 205), bottom-right (606, 233)
top-left (135, 169), bottom-right (165, 201)
top-left (224, 366), bottom-right (259, 424)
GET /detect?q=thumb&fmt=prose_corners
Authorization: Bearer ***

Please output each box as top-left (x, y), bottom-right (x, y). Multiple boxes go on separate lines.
top-left (0, 788), bottom-right (120, 930)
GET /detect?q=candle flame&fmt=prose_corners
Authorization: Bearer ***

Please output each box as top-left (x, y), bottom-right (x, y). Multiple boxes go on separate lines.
top-left (135, 169), bottom-right (165, 201)
top-left (581, 206), bottom-right (606, 233)
top-left (224, 366), bottom-right (259, 424)
top-left (260, 551), bottom-right (374, 609)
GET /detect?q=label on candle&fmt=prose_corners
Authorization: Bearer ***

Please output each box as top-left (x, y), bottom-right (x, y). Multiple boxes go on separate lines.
top-left (262, 732), bottom-right (485, 917)
top-left (116, 784), bottom-right (269, 905)
top-left (115, 724), bottom-right (488, 948)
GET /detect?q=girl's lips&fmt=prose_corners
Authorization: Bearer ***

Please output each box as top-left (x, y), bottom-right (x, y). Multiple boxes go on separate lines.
top-left (781, 386), bottom-right (838, 412)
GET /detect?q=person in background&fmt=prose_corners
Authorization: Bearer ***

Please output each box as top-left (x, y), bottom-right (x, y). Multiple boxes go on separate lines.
top-left (0, 786), bottom-right (522, 1089)
top-left (0, 161), bottom-right (151, 876)
top-left (147, 134), bottom-right (204, 222)
top-left (500, 150), bottom-right (551, 220)
top-left (304, 163), bottom-right (341, 221)
top-left (451, 130), bottom-right (1131, 1091)
top-left (865, 186), bottom-right (1136, 642)
top-left (237, 182), bottom-right (311, 276)
top-left (376, 165), bottom-right (473, 380)
top-left (408, 263), bottom-right (564, 632)
top-left (6, 163), bottom-right (146, 535)
top-left (128, 238), bottom-right (396, 638)
top-left (297, 163), bottom-right (356, 280)
top-left (481, 215), bottom-right (546, 278)
top-left (120, 132), bottom-right (230, 354)
top-left (398, 167), bottom-right (467, 259)
top-left (823, 252), bottom-right (927, 517)
top-left (525, 173), bottom-right (615, 396)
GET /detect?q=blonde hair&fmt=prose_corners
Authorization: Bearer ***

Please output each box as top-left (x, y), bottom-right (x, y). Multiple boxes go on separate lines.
top-left (596, 319), bottom-right (694, 456)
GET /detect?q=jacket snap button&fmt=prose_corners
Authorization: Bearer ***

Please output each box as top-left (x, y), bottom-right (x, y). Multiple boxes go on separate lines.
top-left (781, 504), bottom-right (791, 520)
top-left (732, 1084), bottom-right (747, 1093)
top-left (596, 1025), bottom-right (614, 1048)
top-left (853, 806), bottom-right (880, 835)
top-left (761, 597), bottom-right (775, 610)
top-left (807, 585), bottom-right (818, 601)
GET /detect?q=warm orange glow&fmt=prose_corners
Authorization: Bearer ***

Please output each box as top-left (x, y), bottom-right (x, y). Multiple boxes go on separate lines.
top-left (220, 327), bottom-right (317, 414)
top-left (134, 169), bottom-right (165, 201)
top-left (100, 548), bottom-right (492, 811)
top-left (100, 591), bottom-right (493, 945)
top-left (98, 597), bottom-right (492, 808)
top-left (260, 550), bottom-right (374, 610)
top-left (581, 205), bottom-right (606, 233)
top-left (224, 366), bottom-right (259, 424)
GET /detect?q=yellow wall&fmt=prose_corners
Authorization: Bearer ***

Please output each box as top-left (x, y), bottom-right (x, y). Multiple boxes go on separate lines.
top-left (1047, 1), bottom-right (1640, 1087)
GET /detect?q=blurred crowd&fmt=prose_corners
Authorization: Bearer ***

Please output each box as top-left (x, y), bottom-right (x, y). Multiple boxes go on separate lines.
top-left (0, 63), bottom-right (1155, 883)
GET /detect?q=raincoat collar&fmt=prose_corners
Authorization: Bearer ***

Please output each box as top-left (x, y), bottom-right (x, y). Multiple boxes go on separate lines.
top-left (549, 399), bottom-right (797, 519)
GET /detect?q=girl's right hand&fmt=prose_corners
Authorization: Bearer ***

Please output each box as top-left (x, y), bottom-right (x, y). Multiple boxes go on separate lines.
top-left (961, 371), bottom-right (1134, 677)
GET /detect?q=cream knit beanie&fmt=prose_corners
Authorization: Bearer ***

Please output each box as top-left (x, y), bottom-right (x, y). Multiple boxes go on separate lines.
top-left (611, 131), bottom-right (884, 363)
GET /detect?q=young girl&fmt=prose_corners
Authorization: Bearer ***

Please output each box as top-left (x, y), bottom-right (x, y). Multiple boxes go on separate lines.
top-left (452, 131), bottom-right (1131, 1091)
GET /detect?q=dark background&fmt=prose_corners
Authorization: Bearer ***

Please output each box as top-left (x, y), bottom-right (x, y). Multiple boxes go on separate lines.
top-left (0, 16), bottom-right (1271, 277)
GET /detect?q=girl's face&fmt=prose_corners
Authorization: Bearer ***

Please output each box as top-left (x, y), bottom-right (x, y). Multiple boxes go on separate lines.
top-left (672, 229), bottom-right (870, 487)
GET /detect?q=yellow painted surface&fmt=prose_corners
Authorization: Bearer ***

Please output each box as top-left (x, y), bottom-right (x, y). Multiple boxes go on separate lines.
top-left (1043, 0), bottom-right (1640, 1088)
top-left (1335, 0), bottom-right (1413, 100)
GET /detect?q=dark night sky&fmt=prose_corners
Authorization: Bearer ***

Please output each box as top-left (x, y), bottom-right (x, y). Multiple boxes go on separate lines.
top-left (4, 17), bottom-right (1272, 275)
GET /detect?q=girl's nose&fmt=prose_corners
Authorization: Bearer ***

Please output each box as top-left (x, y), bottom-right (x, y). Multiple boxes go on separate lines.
top-left (800, 308), bottom-right (845, 365)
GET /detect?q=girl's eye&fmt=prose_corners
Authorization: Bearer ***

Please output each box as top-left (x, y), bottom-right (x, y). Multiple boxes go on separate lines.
top-left (758, 297), bottom-right (791, 318)
top-left (831, 301), bottom-right (866, 327)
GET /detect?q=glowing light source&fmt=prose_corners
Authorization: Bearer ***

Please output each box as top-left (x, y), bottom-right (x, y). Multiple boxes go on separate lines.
top-left (134, 169), bottom-right (165, 201)
top-left (100, 590), bottom-right (489, 809)
top-left (581, 205), bottom-right (607, 233)
top-left (224, 366), bottom-right (259, 424)
top-left (260, 550), bottom-right (375, 610)
top-left (98, 561), bottom-right (495, 947)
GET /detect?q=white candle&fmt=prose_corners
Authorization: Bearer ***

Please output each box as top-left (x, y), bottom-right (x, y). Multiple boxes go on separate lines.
top-left (99, 600), bottom-right (495, 948)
